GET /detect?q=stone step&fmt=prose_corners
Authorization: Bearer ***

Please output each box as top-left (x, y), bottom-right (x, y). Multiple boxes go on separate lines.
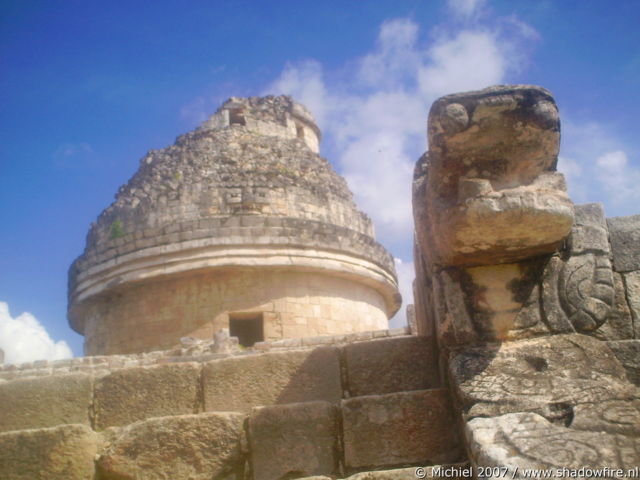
top-left (0, 333), bottom-right (457, 479)
top-left (1, 334), bottom-right (441, 433)
top-left (300, 463), bottom-right (472, 480)
top-left (0, 391), bottom-right (465, 480)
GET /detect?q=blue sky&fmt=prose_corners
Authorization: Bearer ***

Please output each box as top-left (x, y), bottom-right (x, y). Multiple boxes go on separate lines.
top-left (1, 0), bottom-right (639, 363)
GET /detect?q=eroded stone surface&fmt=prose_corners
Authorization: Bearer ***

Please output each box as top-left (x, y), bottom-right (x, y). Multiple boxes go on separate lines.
top-left (68, 95), bottom-right (400, 355)
top-left (542, 254), bottom-right (615, 334)
top-left (342, 465), bottom-right (472, 480)
top-left (608, 215), bottom-right (640, 272)
top-left (97, 412), bottom-right (245, 480)
top-left (568, 203), bottom-right (610, 255)
top-left (344, 336), bottom-right (439, 396)
top-left (427, 87), bottom-right (560, 197)
top-left (467, 413), bottom-right (640, 477)
top-left (94, 362), bottom-right (200, 429)
top-left (248, 401), bottom-right (339, 480)
top-left (0, 373), bottom-right (92, 432)
top-left (342, 389), bottom-right (461, 469)
top-left (450, 334), bottom-right (634, 420)
top-left (571, 398), bottom-right (640, 437)
top-left (432, 269), bottom-right (478, 348)
top-left (593, 272), bottom-right (634, 340)
top-left (624, 271), bottom-right (640, 336)
top-left (608, 340), bottom-right (640, 386)
top-left (0, 424), bottom-right (99, 480)
top-left (203, 347), bottom-right (341, 412)
top-left (413, 86), bottom-right (574, 268)
top-left (463, 259), bottom-right (550, 342)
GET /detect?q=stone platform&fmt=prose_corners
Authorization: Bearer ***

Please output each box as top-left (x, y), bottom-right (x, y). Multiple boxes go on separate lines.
top-left (0, 330), bottom-right (463, 479)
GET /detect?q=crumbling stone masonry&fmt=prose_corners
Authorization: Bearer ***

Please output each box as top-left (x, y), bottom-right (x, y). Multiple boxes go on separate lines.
top-left (0, 329), bottom-right (461, 479)
top-left (67, 96), bottom-right (401, 355)
top-left (413, 85), bottom-right (640, 476)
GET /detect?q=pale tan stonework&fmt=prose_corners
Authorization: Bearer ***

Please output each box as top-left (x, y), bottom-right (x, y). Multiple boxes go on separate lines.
top-left (68, 96), bottom-right (400, 355)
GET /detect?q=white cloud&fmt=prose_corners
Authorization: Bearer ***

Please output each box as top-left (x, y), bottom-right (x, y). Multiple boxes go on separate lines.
top-left (558, 119), bottom-right (640, 215)
top-left (596, 150), bottom-right (640, 206)
top-left (266, 60), bottom-right (328, 127)
top-left (358, 19), bottom-right (422, 88)
top-left (597, 150), bottom-right (628, 171)
top-left (447, 0), bottom-right (486, 19)
top-left (418, 30), bottom-right (506, 98)
top-left (268, 17), bottom-right (535, 247)
top-left (557, 155), bottom-right (588, 202)
top-left (0, 302), bottom-right (72, 365)
top-left (266, 15), bottom-right (539, 312)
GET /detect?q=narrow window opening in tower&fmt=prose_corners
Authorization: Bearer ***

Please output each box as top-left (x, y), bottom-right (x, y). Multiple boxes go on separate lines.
top-left (296, 124), bottom-right (305, 139)
top-left (229, 313), bottom-right (264, 347)
top-left (229, 108), bottom-right (246, 125)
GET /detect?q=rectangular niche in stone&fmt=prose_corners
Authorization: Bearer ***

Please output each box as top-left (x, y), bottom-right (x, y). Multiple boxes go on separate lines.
top-left (229, 312), bottom-right (264, 347)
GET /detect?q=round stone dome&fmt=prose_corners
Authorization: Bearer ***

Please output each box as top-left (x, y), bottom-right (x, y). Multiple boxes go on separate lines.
top-left (68, 95), bottom-right (400, 355)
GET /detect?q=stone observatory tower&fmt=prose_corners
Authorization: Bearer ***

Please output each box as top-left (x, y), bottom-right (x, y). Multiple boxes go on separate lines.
top-left (68, 96), bottom-right (401, 355)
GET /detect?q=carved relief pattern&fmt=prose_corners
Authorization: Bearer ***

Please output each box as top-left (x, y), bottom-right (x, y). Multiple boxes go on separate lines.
top-left (558, 254), bottom-right (615, 332)
top-left (468, 412), bottom-right (640, 476)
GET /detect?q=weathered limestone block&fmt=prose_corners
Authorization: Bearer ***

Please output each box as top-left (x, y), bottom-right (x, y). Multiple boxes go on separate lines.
top-left (428, 87), bottom-right (560, 185)
top-left (568, 203), bottom-right (610, 255)
top-left (542, 253), bottom-right (615, 333)
top-left (94, 362), bottom-right (200, 429)
top-left (406, 304), bottom-right (418, 335)
top-left (593, 272), bottom-right (634, 340)
top-left (450, 334), bottom-right (635, 420)
top-left (414, 85), bottom-right (574, 268)
top-left (463, 260), bottom-right (549, 342)
top-left (624, 270), bottom-right (640, 336)
top-left (203, 347), bottom-right (341, 412)
top-left (432, 269), bottom-right (478, 348)
top-left (608, 215), bottom-right (640, 272)
top-left (0, 373), bottom-right (92, 432)
top-left (608, 340), bottom-right (640, 386)
top-left (0, 424), bottom-right (99, 480)
top-left (430, 258), bottom-right (552, 349)
top-left (571, 398), bottom-right (640, 437)
top-left (333, 465), bottom-right (472, 480)
top-left (412, 243), bottom-right (436, 340)
top-left (342, 389), bottom-right (461, 469)
top-left (211, 328), bottom-right (239, 354)
top-left (97, 412), bottom-right (245, 480)
top-left (343, 336), bottom-right (439, 396)
top-left (466, 413), bottom-right (640, 477)
top-left (248, 401), bottom-right (339, 480)
top-left (540, 256), bottom-right (575, 333)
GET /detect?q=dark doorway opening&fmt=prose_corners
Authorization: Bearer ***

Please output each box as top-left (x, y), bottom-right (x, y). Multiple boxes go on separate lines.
top-left (229, 313), bottom-right (264, 347)
top-left (229, 108), bottom-right (246, 125)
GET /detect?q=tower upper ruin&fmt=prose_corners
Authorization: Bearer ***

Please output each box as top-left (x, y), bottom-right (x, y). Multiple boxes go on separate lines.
top-left (68, 95), bottom-right (401, 355)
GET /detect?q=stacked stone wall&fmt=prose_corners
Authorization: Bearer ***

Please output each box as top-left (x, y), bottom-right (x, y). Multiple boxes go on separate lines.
top-left (79, 269), bottom-right (389, 354)
top-left (0, 332), bottom-right (462, 479)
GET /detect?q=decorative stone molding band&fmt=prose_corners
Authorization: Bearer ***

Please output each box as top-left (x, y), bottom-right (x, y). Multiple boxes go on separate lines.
top-left (69, 242), bottom-right (401, 333)
top-left (70, 217), bottom-right (395, 288)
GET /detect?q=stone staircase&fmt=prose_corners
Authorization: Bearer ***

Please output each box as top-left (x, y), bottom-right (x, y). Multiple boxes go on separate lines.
top-left (0, 331), bottom-right (467, 479)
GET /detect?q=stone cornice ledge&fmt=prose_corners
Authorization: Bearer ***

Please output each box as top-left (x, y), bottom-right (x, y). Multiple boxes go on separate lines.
top-left (68, 242), bottom-right (401, 333)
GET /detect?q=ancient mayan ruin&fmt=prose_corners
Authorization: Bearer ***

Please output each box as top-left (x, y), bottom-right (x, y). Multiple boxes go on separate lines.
top-left (1, 85), bottom-right (639, 479)
top-left (67, 95), bottom-right (400, 355)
